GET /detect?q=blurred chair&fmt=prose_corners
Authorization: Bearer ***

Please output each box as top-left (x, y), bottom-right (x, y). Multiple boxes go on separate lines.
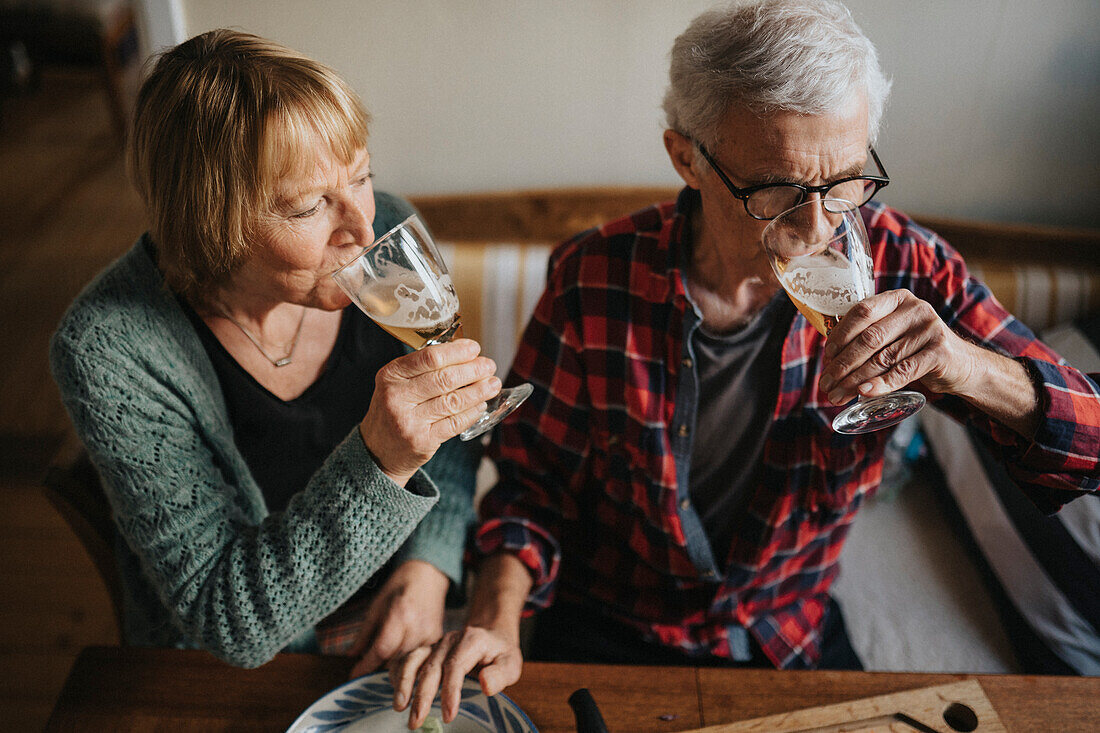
top-left (42, 438), bottom-right (126, 642)
top-left (0, 0), bottom-right (140, 141)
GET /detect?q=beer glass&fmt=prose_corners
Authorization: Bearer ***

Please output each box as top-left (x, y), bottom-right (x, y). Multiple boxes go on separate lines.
top-left (332, 215), bottom-right (533, 441)
top-left (761, 198), bottom-right (925, 433)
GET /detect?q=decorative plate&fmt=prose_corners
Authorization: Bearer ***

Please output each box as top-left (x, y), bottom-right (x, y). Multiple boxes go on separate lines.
top-left (286, 671), bottom-right (538, 732)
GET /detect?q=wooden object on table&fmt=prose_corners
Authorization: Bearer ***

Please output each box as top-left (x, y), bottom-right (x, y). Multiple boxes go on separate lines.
top-left (688, 680), bottom-right (1002, 732)
top-left (696, 668), bottom-right (1100, 733)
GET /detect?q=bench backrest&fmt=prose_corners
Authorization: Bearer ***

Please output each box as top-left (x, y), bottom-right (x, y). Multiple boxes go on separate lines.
top-left (411, 188), bottom-right (1100, 369)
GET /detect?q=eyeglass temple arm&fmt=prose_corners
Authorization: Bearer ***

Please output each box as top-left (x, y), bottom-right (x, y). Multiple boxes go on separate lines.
top-left (695, 143), bottom-right (747, 197)
top-left (869, 146), bottom-right (889, 181)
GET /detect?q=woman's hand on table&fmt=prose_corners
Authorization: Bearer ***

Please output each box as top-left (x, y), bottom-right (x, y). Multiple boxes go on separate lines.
top-left (389, 623), bottom-right (523, 729)
top-left (359, 338), bottom-right (499, 486)
top-left (348, 560), bottom-right (451, 678)
top-left (388, 553), bottom-right (531, 729)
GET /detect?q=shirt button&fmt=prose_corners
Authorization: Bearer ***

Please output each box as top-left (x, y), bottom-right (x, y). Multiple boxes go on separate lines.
top-left (682, 357), bottom-right (693, 368)
top-left (678, 424), bottom-right (690, 437)
top-left (704, 570), bottom-right (717, 579)
top-left (680, 498), bottom-right (691, 510)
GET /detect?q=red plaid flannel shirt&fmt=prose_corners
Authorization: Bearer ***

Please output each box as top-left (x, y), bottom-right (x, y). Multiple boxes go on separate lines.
top-left (475, 189), bottom-right (1100, 669)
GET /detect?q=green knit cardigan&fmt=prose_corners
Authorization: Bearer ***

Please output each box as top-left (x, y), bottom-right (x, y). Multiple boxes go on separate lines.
top-left (49, 193), bottom-right (478, 667)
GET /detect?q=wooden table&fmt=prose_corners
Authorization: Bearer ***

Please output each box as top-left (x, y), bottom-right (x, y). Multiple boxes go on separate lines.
top-left (46, 645), bottom-right (1100, 732)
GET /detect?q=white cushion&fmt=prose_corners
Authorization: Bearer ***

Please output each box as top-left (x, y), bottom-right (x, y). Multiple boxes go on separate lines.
top-left (918, 315), bottom-right (1100, 674)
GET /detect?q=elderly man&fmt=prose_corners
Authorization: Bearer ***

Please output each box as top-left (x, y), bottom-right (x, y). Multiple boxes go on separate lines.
top-left (391, 1), bottom-right (1100, 726)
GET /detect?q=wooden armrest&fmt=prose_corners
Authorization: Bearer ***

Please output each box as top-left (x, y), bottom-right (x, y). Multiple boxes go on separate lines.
top-left (910, 214), bottom-right (1100, 269)
top-left (42, 440), bottom-right (125, 640)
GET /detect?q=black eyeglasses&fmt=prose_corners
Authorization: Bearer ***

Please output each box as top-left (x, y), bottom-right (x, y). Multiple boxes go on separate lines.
top-left (695, 143), bottom-right (890, 220)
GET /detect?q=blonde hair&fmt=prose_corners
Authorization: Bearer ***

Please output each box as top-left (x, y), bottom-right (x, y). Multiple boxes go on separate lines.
top-left (128, 29), bottom-right (370, 301)
top-left (663, 0), bottom-right (891, 151)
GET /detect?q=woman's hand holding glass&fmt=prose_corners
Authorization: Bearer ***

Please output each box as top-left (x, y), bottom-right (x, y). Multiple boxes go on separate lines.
top-left (334, 215), bottom-right (533, 442)
top-left (358, 338), bottom-right (499, 486)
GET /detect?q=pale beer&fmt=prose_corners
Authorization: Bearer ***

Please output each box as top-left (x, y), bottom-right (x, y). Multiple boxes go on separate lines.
top-left (775, 250), bottom-right (869, 336)
top-left (372, 312), bottom-right (463, 350)
top-left (356, 276), bottom-right (462, 349)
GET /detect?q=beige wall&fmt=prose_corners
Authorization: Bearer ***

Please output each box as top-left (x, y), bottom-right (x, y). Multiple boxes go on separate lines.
top-left (178, 0), bottom-right (1100, 227)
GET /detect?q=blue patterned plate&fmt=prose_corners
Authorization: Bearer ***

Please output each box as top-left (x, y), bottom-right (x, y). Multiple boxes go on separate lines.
top-left (286, 671), bottom-right (538, 732)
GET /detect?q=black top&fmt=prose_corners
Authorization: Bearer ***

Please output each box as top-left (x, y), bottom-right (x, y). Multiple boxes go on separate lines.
top-left (688, 292), bottom-right (794, 560)
top-left (185, 303), bottom-right (404, 512)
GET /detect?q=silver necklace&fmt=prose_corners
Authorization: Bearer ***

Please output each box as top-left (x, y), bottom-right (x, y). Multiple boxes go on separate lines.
top-left (218, 306), bottom-right (307, 368)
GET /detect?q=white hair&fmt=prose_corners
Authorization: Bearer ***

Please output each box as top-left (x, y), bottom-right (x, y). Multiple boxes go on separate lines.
top-left (662, 0), bottom-right (892, 149)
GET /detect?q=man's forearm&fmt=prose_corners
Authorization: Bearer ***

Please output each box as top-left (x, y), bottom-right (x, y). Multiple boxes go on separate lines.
top-left (465, 553), bottom-right (535, 644)
top-left (956, 342), bottom-right (1041, 438)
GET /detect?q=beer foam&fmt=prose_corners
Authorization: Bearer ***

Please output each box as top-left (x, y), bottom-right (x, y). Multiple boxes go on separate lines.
top-left (369, 274), bottom-right (459, 328)
top-left (780, 251), bottom-right (871, 317)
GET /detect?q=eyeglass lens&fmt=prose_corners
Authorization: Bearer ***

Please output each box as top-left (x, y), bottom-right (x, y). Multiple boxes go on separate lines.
top-left (747, 179), bottom-right (874, 220)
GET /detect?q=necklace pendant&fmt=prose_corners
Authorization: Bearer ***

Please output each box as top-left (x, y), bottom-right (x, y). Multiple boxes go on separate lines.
top-left (217, 303), bottom-right (307, 369)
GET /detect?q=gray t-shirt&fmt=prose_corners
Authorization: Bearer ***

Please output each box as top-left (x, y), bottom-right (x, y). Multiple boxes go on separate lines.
top-left (688, 292), bottom-right (794, 564)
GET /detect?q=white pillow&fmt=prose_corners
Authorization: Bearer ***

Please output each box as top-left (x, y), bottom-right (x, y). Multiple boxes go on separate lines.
top-left (920, 316), bottom-right (1100, 674)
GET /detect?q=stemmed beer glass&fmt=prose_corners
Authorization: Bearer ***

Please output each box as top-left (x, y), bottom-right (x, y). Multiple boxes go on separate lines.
top-left (332, 215), bottom-right (533, 441)
top-left (761, 198), bottom-right (925, 433)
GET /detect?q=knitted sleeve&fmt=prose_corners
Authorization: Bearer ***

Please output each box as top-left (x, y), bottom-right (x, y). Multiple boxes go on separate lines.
top-left (392, 437), bottom-right (479, 585)
top-left (50, 320), bottom-right (439, 668)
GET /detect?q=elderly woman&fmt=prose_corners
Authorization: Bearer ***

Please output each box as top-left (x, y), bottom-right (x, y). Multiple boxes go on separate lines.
top-left (48, 30), bottom-right (500, 670)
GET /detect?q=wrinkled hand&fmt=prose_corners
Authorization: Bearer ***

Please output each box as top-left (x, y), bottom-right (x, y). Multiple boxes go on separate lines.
top-left (389, 625), bottom-right (523, 730)
top-left (348, 560), bottom-right (451, 679)
top-left (360, 338), bottom-right (499, 486)
top-left (819, 289), bottom-right (980, 405)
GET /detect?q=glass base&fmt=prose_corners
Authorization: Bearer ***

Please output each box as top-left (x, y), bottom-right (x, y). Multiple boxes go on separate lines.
top-left (832, 390), bottom-right (926, 434)
top-left (424, 318), bottom-right (463, 346)
top-left (459, 382), bottom-right (534, 441)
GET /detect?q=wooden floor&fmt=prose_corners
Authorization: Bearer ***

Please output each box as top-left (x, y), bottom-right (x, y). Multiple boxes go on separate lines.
top-left (0, 70), bottom-right (140, 730)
